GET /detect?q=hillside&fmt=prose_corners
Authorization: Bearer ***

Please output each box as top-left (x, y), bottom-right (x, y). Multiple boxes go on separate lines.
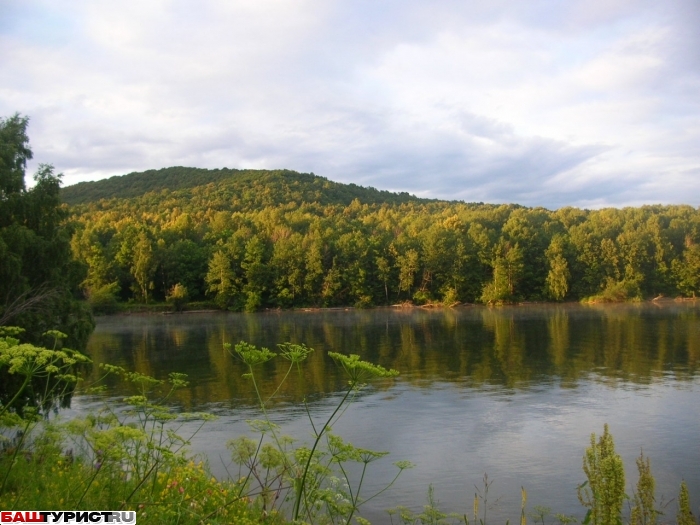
top-left (60, 166), bottom-right (426, 207)
top-left (61, 165), bottom-right (700, 313)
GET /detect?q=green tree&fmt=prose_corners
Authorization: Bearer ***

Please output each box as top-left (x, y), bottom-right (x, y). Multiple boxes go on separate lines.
top-left (54, 153), bottom-right (700, 308)
top-left (157, 239), bottom-right (208, 300)
top-left (0, 114), bottom-right (94, 413)
top-left (545, 236), bottom-right (571, 301)
top-left (336, 230), bottom-right (372, 307)
top-left (397, 248), bottom-right (419, 299)
top-left (0, 114), bottom-right (32, 198)
top-left (376, 256), bottom-right (391, 304)
top-left (502, 208), bottom-right (553, 299)
top-left (131, 231), bottom-right (156, 303)
top-left (304, 235), bottom-right (325, 305)
top-left (241, 234), bottom-right (269, 311)
top-left (205, 251), bottom-right (236, 309)
top-left (481, 242), bottom-right (524, 305)
top-left (673, 243), bottom-right (700, 297)
top-left (0, 115), bottom-right (93, 350)
top-left (270, 232), bottom-right (306, 307)
top-left (322, 260), bottom-right (343, 306)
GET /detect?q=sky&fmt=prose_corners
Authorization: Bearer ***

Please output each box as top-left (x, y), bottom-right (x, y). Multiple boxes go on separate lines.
top-left (1, 0), bottom-right (699, 209)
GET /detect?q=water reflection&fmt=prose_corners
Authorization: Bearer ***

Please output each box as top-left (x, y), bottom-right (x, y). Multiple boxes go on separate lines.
top-left (81, 303), bottom-right (700, 408)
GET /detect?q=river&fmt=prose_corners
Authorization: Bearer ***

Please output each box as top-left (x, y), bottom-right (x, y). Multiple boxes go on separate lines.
top-left (74, 302), bottom-right (700, 522)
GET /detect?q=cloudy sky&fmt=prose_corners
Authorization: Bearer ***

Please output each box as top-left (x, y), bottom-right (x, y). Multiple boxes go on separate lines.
top-left (2, 0), bottom-right (699, 208)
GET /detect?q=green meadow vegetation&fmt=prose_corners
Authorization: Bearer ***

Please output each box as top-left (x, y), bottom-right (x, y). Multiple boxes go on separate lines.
top-left (1, 113), bottom-right (699, 522)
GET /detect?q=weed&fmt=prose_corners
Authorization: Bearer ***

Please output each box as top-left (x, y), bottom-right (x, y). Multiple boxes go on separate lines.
top-left (227, 341), bottom-right (409, 524)
top-left (578, 424), bottom-right (625, 525)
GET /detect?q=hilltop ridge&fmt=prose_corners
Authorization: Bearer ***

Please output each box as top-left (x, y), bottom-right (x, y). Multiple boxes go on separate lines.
top-left (60, 166), bottom-right (428, 207)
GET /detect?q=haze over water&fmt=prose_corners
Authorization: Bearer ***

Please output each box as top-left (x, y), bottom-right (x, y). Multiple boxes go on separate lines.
top-left (77, 303), bottom-right (700, 521)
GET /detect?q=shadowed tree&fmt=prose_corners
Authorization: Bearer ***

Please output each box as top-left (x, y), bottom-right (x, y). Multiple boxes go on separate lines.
top-left (0, 114), bottom-right (93, 349)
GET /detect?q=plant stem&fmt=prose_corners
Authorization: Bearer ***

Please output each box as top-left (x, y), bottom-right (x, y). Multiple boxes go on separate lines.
top-left (292, 384), bottom-right (354, 521)
top-left (0, 417), bottom-right (32, 494)
top-left (0, 373), bottom-right (32, 419)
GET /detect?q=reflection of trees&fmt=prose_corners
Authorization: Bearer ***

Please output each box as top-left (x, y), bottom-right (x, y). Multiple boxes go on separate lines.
top-left (482, 309), bottom-right (528, 387)
top-left (676, 309), bottom-right (700, 375)
top-left (80, 305), bottom-right (700, 410)
top-left (131, 326), bottom-right (156, 379)
top-left (547, 309), bottom-right (569, 369)
top-left (569, 305), bottom-right (700, 383)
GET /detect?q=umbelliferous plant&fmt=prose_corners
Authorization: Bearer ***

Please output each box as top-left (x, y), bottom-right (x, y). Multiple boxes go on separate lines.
top-left (227, 341), bottom-right (410, 524)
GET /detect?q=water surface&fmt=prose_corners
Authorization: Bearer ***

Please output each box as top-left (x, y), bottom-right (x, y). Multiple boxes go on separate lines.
top-left (76, 303), bottom-right (700, 521)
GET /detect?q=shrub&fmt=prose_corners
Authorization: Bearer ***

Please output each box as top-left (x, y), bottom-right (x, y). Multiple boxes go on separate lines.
top-left (166, 283), bottom-right (189, 312)
top-left (87, 283), bottom-right (120, 315)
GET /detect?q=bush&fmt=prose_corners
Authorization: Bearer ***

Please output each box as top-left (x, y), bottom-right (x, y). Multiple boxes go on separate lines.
top-left (166, 283), bottom-right (188, 312)
top-left (441, 287), bottom-right (459, 306)
top-left (412, 290), bottom-right (431, 305)
top-left (87, 283), bottom-right (120, 315)
top-left (583, 278), bottom-right (642, 304)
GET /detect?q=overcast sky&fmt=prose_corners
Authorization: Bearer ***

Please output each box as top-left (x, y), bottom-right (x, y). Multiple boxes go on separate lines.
top-left (2, 0), bottom-right (699, 208)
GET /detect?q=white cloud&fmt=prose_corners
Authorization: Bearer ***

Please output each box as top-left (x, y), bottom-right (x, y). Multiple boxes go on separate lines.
top-left (1, 0), bottom-right (698, 208)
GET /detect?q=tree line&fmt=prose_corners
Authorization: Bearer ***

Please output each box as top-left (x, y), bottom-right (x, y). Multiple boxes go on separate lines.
top-left (65, 167), bottom-right (700, 311)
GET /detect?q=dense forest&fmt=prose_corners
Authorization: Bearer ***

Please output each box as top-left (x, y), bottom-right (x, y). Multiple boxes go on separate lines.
top-left (63, 167), bottom-right (700, 312)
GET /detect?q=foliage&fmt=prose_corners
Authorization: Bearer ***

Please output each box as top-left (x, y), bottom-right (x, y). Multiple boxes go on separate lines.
top-left (630, 452), bottom-right (657, 525)
top-left (61, 167), bottom-right (423, 207)
top-left (227, 341), bottom-right (406, 524)
top-left (0, 114), bottom-right (94, 349)
top-left (131, 231), bottom-right (156, 303)
top-left (676, 481), bottom-right (694, 525)
top-left (62, 163), bottom-right (700, 312)
top-left (545, 235), bottom-right (571, 301)
top-left (1, 330), bottom-right (698, 525)
top-left (582, 279), bottom-right (642, 304)
top-left (0, 332), bottom-right (271, 524)
top-left (87, 282), bottom-right (120, 315)
top-left (388, 485), bottom-right (457, 524)
top-left (206, 251), bottom-right (236, 309)
top-left (441, 287), bottom-right (459, 306)
top-left (0, 114), bottom-right (95, 420)
top-left (577, 424), bottom-right (625, 525)
top-left (0, 327), bottom-right (90, 421)
top-left (166, 283), bottom-right (189, 312)
top-left (481, 242), bottom-right (524, 305)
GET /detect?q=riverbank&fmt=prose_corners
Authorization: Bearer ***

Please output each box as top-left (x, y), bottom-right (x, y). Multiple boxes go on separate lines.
top-left (96, 294), bottom-right (698, 317)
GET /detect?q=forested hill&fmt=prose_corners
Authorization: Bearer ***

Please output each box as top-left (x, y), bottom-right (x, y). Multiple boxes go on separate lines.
top-left (60, 167), bottom-right (425, 207)
top-left (63, 164), bottom-right (700, 313)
